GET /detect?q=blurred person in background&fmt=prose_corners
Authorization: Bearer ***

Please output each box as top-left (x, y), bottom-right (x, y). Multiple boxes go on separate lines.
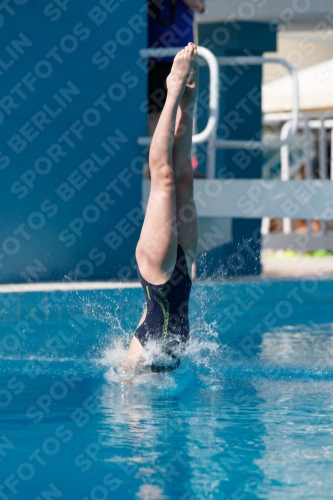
top-left (148, 0), bottom-right (204, 135)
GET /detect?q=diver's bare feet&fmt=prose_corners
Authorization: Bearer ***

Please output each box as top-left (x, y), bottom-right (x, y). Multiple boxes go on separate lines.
top-left (186, 43), bottom-right (198, 94)
top-left (166, 43), bottom-right (196, 100)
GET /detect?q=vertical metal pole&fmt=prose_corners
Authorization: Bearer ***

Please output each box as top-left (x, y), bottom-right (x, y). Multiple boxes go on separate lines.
top-left (198, 47), bottom-right (220, 179)
top-left (206, 137), bottom-right (216, 178)
top-left (281, 121), bottom-right (292, 234)
top-left (261, 217), bottom-right (270, 235)
top-left (319, 119), bottom-right (327, 233)
top-left (319, 119), bottom-right (327, 179)
top-left (330, 126), bottom-right (333, 181)
top-left (304, 121), bottom-right (311, 178)
top-left (304, 121), bottom-right (312, 233)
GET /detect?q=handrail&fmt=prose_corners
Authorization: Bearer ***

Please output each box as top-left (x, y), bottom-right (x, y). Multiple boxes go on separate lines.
top-left (212, 56), bottom-right (299, 150)
top-left (137, 46), bottom-right (220, 146)
top-left (280, 121), bottom-right (292, 234)
top-left (137, 51), bottom-right (299, 180)
top-left (278, 114), bottom-right (333, 236)
top-left (263, 112), bottom-right (333, 240)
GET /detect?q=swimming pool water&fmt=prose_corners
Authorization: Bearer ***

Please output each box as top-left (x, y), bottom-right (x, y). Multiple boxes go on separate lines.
top-left (1, 278), bottom-right (333, 499)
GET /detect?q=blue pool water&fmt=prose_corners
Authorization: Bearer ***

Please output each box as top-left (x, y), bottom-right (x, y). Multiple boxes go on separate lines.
top-left (1, 278), bottom-right (333, 499)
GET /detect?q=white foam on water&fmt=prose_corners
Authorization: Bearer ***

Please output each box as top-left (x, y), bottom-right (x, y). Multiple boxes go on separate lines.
top-left (100, 320), bottom-right (223, 389)
top-left (101, 338), bottom-right (181, 388)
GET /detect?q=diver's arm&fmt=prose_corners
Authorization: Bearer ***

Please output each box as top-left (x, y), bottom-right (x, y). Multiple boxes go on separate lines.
top-left (124, 307), bottom-right (147, 372)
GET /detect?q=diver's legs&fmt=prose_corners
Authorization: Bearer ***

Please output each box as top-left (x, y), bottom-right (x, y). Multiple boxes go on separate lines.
top-left (136, 43), bottom-right (196, 285)
top-left (126, 44), bottom-right (196, 365)
top-left (173, 47), bottom-right (198, 273)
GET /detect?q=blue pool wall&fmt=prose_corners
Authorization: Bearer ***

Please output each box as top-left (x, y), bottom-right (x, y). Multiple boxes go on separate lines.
top-left (0, 0), bottom-right (147, 283)
top-left (1, 7), bottom-right (278, 283)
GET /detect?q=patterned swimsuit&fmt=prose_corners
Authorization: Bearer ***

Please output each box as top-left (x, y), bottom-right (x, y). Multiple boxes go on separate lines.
top-left (135, 245), bottom-right (192, 371)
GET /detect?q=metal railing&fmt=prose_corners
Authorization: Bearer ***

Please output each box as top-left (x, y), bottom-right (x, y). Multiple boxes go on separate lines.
top-left (137, 46), bottom-right (220, 177)
top-left (138, 48), bottom-right (299, 179)
top-left (137, 46), bottom-right (220, 145)
top-left (138, 46), bottom-right (333, 252)
top-left (213, 56), bottom-right (299, 150)
top-left (262, 112), bottom-right (333, 250)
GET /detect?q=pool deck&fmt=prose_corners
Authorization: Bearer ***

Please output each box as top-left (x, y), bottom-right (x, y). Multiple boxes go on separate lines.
top-left (0, 281), bottom-right (141, 293)
top-left (0, 259), bottom-right (333, 294)
top-left (262, 256), bottom-right (333, 277)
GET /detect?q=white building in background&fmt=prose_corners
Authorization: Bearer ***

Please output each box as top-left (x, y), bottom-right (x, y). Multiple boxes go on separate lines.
top-left (197, 0), bottom-right (333, 114)
top-left (263, 32), bottom-right (333, 113)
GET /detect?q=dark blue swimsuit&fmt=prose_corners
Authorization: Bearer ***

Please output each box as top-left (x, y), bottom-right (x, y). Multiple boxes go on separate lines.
top-left (135, 245), bottom-right (192, 371)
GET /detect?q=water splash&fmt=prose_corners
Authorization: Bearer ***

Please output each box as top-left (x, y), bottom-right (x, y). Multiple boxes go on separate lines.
top-left (101, 323), bottom-right (222, 388)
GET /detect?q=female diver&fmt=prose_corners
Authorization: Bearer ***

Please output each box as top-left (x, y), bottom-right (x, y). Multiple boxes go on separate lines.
top-left (125, 43), bottom-right (198, 373)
